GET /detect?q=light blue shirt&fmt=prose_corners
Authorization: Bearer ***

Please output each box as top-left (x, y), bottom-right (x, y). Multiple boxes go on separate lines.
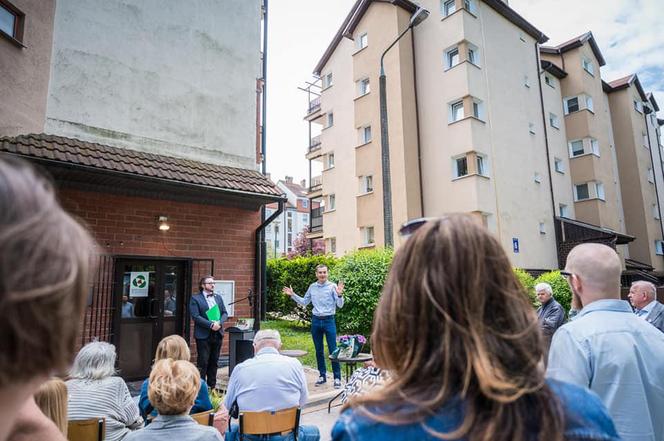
top-left (291, 280), bottom-right (344, 316)
top-left (547, 299), bottom-right (664, 441)
top-left (635, 300), bottom-right (656, 318)
top-left (223, 347), bottom-right (308, 412)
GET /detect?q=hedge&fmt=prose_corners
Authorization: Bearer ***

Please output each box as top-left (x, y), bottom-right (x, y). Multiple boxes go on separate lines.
top-left (513, 268), bottom-right (537, 307)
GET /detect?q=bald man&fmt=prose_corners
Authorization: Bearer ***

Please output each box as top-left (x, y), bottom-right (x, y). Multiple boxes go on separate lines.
top-left (547, 243), bottom-right (664, 441)
top-left (628, 281), bottom-right (664, 333)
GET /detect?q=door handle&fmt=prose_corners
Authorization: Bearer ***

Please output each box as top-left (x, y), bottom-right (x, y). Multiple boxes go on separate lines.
top-left (148, 298), bottom-right (159, 319)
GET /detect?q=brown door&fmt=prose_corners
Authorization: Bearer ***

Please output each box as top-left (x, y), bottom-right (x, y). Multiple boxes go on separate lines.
top-left (113, 259), bottom-right (186, 380)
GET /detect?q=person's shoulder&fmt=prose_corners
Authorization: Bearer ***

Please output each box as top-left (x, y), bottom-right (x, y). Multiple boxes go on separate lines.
top-left (332, 407), bottom-right (377, 440)
top-left (547, 379), bottom-right (620, 440)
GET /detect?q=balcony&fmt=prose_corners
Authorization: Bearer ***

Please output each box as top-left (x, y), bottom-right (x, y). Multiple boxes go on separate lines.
top-left (308, 206), bottom-right (324, 238)
top-left (306, 135), bottom-right (323, 160)
top-left (308, 175), bottom-right (322, 198)
top-left (304, 96), bottom-right (322, 122)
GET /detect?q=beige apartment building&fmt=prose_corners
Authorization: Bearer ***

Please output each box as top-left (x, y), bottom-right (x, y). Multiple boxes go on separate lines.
top-left (303, 0), bottom-right (664, 276)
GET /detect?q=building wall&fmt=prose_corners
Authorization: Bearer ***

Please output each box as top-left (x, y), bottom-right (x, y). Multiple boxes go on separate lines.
top-left (0, 0), bottom-right (56, 136)
top-left (44, 0), bottom-right (261, 169)
top-left (60, 187), bottom-right (259, 353)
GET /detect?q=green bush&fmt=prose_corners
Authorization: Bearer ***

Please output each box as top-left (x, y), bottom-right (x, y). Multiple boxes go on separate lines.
top-left (266, 254), bottom-right (337, 322)
top-left (330, 248), bottom-right (394, 338)
top-left (513, 268), bottom-right (538, 307)
top-left (534, 270), bottom-right (572, 313)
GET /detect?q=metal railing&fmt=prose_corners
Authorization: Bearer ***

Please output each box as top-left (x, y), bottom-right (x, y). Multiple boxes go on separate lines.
top-left (309, 135), bottom-right (321, 152)
top-left (307, 97), bottom-right (321, 114)
top-left (309, 175), bottom-right (322, 193)
top-left (311, 206), bottom-right (323, 232)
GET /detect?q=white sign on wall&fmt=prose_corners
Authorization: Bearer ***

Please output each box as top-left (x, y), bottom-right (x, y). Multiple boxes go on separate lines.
top-left (129, 272), bottom-right (150, 297)
top-left (214, 280), bottom-right (235, 317)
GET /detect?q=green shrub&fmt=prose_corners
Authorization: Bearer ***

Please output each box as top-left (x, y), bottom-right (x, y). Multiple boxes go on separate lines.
top-left (330, 248), bottom-right (394, 338)
top-left (266, 254), bottom-right (338, 322)
top-left (535, 270), bottom-right (572, 313)
top-left (513, 268), bottom-right (538, 307)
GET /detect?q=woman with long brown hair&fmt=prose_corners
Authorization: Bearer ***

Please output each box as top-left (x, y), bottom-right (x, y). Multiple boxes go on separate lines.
top-left (332, 214), bottom-right (619, 441)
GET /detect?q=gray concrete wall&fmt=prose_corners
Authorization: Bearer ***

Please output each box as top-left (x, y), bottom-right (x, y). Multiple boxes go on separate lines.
top-left (44, 0), bottom-right (261, 169)
top-left (0, 0), bottom-right (55, 136)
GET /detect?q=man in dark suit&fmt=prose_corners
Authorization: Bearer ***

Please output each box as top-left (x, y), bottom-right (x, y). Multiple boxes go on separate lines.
top-left (190, 275), bottom-right (228, 389)
top-left (628, 281), bottom-right (664, 333)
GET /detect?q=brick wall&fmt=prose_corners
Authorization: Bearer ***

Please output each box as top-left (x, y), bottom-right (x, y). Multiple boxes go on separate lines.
top-left (60, 187), bottom-right (261, 356)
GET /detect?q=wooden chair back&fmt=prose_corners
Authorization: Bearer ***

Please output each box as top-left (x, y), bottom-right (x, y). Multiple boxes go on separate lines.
top-left (191, 409), bottom-right (215, 426)
top-left (239, 407), bottom-right (300, 441)
top-left (67, 418), bottom-right (105, 441)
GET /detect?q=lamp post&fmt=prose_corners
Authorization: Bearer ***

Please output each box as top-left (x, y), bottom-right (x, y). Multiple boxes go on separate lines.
top-left (379, 7), bottom-right (429, 247)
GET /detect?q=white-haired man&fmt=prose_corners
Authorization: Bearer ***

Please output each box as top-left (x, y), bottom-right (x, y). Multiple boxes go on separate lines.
top-left (535, 282), bottom-right (565, 352)
top-left (547, 243), bottom-right (664, 441)
top-left (224, 330), bottom-right (320, 441)
top-left (628, 281), bottom-right (664, 333)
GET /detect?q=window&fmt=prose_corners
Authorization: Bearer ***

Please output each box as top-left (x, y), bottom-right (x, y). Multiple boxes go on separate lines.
top-left (653, 204), bottom-right (660, 220)
top-left (634, 100), bottom-right (643, 113)
top-left (302, 199), bottom-right (309, 209)
top-left (446, 47), bottom-right (460, 69)
top-left (539, 222), bottom-right (546, 235)
top-left (554, 158), bottom-right (565, 173)
top-left (467, 46), bottom-right (477, 65)
top-left (586, 95), bottom-right (594, 112)
top-left (656, 240), bottom-right (664, 256)
top-left (454, 156), bottom-right (468, 178)
top-left (476, 155), bottom-right (487, 176)
top-left (559, 204), bottom-right (570, 218)
top-left (361, 226), bottom-right (375, 246)
top-left (322, 72), bottom-right (333, 89)
top-left (648, 167), bottom-right (654, 183)
top-left (327, 153), bottom-right (335, 169)
top-left (326, 112), bottom-right (334, 128)
top-left (590, 138), bottom-right (600, 156)
top-left (329, 237), bottom-right (337, 254)
top-left (357, 32), bottom-right (368, 50)
top-left (472, 100), bottom-right (483, 120)
top-left (359, 126), bottom-right (372, 144)
top-left (534, 172), bottom-right (542, 184)
top-left (574, 183), bottom-right (590, 201)
top-left (328, 194), bottom-right (336, 210)
top-left (529, 122), bottom-right (535, 134)
top-left (582, 57), bottom-right (594, 75)
top-left (463, 0), bottom-right (478, 14)
top-left (544, 74), bottom-right (554, 88)
top-left (570, 140), bottom-right (584, 157)
top-left (524, 75), bottom-right (530, 88)
top-left (595, 182), bottom-right (605, 200)
top-left (303, 214), bottom-right (308, 223)
top-left (564, 97), bottom-right (579, 114)
top-left (357, 78), bottom-right (370, 96)
top-left (0, 2), bottom-right (21, 41)
top-left (360, 175), bottom-right (373, 193)
top-left (442, 0), bottom-right (456, 16)
top-left (549, 113), bottom-right (560, 129)
top-left (449, 100), bottom-right (464, 123)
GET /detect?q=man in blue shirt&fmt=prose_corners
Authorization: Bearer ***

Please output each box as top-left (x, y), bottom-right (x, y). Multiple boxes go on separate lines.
top-left (548, 243), bottom-right (664, 441)
top-left (628, 280), bottom-right (664, 333)
top-left (283, 264), bottom-right (344, 388)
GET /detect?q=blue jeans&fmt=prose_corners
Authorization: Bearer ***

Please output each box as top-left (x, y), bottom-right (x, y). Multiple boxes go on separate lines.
top-left (225, 423), bottom-right (320, 441)
top-left (311, 316), bottom-right (341, 380)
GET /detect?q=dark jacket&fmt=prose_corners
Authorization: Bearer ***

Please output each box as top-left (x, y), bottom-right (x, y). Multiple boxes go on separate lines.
top-left (190, 291), bottom-right (228, 340)
top-left (645, 300), bottom-right (664, 333)
top-left (332, 379), bottom-right (620, 441)
top-left (537, 298), bottom-right (566, 339)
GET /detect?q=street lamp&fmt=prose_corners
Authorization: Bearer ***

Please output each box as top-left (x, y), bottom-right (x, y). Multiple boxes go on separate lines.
top-left (379, 7), bottom-right (429, 247)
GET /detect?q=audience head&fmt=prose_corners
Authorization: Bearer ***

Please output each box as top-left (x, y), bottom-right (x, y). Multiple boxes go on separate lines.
top-left (155, 335), bottom-right (191, 362)
top-left (199, 275), bottom-right (214, 292)
top-left (34, 378), bottom-right (68, 436)
top-left (148, 359), bottom-right (200, 415)
top-left (253, 329), bottom-right (282, 351)
top-left (354, 214), bottom-right (564, 441)
top-left (69, 341), bottom-right (117, 380)
top-left (535, 282), bottom-right (554, 304)
top-left (0, 157), bottom-right (94, 389)
top-left (565, 243), bottom-right (621, 306)
top-left (628, 281), bottom-right (657, 310)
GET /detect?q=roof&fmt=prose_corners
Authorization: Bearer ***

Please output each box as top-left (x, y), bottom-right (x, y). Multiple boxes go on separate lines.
top-left (556, 216), bottom-right (635, 245)
top-left (605, 74), bottom-right (647, 100)
top-left (313, 0), bottom-right (547, 75)
top-left (541, 60), bottom-right (567, 79)
top-left (0, 133), bottom-right (284, 199)
top-left (540, 31), bottom-right (606, 67)
top-left (279, 180), bottom-right (308, 198)
top-left (647, 93), bottom-right (660, 112)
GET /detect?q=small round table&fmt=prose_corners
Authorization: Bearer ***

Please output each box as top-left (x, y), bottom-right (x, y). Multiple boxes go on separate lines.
top-left (280, 349), bottom-right (308, 358)
top-left (327, 353), bottom-right (373, 412)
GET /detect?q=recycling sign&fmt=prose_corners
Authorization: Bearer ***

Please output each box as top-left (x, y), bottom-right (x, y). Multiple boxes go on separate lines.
top-left (129, 272), bottom-right (149, 297)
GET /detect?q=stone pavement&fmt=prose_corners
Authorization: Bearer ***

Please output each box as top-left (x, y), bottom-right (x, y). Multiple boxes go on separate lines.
top-left (301, 403), bottom-right (342, 441)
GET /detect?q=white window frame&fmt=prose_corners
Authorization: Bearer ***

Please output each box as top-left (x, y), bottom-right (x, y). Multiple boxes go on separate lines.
top-left (472, 99), bottom-right (484, 120)
top-left (442, 0), bottom-right (456, 16)
top-left (449, 100), bottom-right (464, 123)
top-left (554, 158), bottom-right (565, 174)
top-left (327, 152), bottom-right (335, 169)
top-left (445, 46), bottom-right (460, 69)
top-left (656, 240), bottom-right (664, 256)
top-left (302, 199), bottom-right (309, 209)
top-left (544, 74), bottom-right (554, 88)
top-left (361, 226), bottom-right (375, 246)
top-left (476, 154), bottom-right (487, 176)
top-left (564, 96), bottom-right (580, 115)
top-left (329, 237), bottom-right (336, 254)
top-left (359, 175), bottom-right (374, 194)
top-left (453, 155), bottom-right (469, 178)
top-left (539, 222), bottom-right (546, 235)
top-left (549, 112), bottom-right (560, 129)
top-left (467, 45), bottom-right (478, 65)
top-left (464, 0), bottom-right (478, 14)
top-left (569, 139), bottom-right (585, 157)
top-left (326, 112), bottom-right (334, 128)
top-left (590, 138), bottom-right (600, 156)
top-left (582, 57), bottom-right (594, 76)
top-left (327, 194), bottom-right (336, 211)
top-left (595, 182), bottom-right (605, 201)
top-left (586, 95), bottom-right (594, 112)
top-left (321, 72), bottom-right (333, 89)
top-left (359, 125), bottom-right (372, 144)
top-left (357, 77), bottom-right (370, 97)
top-left (574, 183), bottom-right (590, 201)
top-left (357, 32), bottom-right (368, 50)
top-left (559, 204), bottom-right (570, 218)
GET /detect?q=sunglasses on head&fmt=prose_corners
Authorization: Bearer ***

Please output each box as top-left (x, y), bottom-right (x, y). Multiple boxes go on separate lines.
top-left (398, 217), bottom-right (436, 237)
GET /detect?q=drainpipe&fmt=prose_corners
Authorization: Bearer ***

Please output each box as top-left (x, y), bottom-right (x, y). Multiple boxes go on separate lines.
top-left (411, 24), bottom-right (425, 217)
top-left (643, 107), bottom-right (664, 250)
top-left (534, 42), bottom-right (563, 267)
top-left (254, 199), bottom-right (284, 330)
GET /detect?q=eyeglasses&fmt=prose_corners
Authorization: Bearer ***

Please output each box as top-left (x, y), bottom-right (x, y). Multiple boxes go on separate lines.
top-left (204, 281), bottom-right (215, 285)
top-left (560, 271), bottom-right (574, 280)
top-left (399, 217), bottom-right (435, 237)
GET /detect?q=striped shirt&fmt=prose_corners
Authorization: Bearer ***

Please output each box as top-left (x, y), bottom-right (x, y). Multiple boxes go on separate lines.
top-left (67, 377), bottom-right (143, 441)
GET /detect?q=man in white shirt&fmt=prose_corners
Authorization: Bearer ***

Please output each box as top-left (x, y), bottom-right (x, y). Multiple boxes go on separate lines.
top-left (628, 280), bottom-right (664, 333)
top-left (224, 330), bottom-right (320, 441)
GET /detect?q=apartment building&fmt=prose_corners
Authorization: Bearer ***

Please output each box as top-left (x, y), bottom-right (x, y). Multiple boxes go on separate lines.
top-left (0, 0), bottom-right (281, 378)
top-left (303, 0), bottom-right (664, 277)
top-left (265, 177), bottom-right (315, 256)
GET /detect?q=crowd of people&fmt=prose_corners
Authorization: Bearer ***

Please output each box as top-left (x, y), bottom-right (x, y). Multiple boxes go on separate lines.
top-left (3, 155), bottom-right (664, 441)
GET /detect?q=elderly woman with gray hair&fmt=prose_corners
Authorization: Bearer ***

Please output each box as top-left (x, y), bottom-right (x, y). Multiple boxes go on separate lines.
top-left (67, 342), bottom-right (143, 441)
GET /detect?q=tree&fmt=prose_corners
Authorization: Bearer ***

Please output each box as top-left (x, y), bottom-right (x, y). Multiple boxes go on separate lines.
top-left (287, 226), bottom-right (325, 258)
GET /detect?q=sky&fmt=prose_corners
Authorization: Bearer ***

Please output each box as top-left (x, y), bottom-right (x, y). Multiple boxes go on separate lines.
top-left (265, 0), bottom-right (664, 185)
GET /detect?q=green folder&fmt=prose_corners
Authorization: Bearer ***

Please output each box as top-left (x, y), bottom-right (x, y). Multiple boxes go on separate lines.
top-left (206, 304), bottom-right (221, 321)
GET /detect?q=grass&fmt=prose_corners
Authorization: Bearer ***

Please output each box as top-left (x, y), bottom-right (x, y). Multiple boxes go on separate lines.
top-left (262, 318), bottom-right (332, 373)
